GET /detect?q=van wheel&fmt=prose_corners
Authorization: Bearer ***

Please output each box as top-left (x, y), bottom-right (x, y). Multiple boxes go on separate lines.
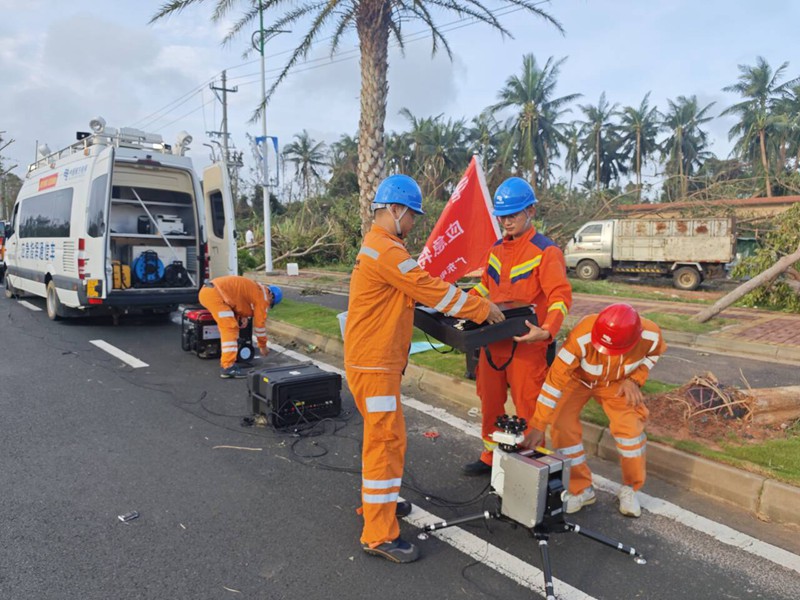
top-left (673, 266), bottom-right (701, 291)
top-left (4, 277), bottom-right (15, 299)
top-left (576, 260), bottom-right (600, 281)
top-left (46, 280), bottom-right (63, 321)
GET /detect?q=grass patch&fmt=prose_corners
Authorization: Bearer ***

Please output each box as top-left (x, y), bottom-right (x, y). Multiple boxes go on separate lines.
top-left (643, 311), bottom-right (734, 334)
top-left (568, 278), bottom-right (711, 304)
top-left (270, 299), bottom-right (343, 339)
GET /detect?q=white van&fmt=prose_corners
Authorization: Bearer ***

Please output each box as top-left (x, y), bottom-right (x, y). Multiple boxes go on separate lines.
top-left (3, 118), bottom-right (237, 320)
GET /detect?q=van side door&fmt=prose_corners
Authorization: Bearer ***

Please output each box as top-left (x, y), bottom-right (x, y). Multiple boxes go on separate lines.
top-left (201, 163), bottom-right (237, 278)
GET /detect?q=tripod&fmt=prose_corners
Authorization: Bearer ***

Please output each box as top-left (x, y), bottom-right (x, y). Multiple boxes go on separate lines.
top-left (424, 416), bottom-right (646, 600)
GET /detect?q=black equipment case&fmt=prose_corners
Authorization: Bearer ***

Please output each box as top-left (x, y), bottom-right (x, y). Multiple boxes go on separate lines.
top-left (413, 302), bottom-right (538, 353)
top-left (248, 363), bottom-right (342, 428)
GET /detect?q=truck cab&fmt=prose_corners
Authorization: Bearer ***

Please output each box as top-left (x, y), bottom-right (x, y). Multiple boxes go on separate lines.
top-left (563, 220), bottom-right (614, 280)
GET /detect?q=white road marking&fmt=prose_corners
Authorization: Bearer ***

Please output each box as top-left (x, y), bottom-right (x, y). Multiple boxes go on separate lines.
top-left (89, 340), bottom-right (149, 369)
top-left (19, 300), bottom-right (42, 312)
top-left (406, 503), bottom-right (595, 600)
top-left (268, 342), bottom-right (800, 576)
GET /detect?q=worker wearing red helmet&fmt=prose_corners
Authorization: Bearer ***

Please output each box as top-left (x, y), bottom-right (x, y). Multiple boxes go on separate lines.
top-left (463, 177), bottom-right (573, 476)
top-left (522, 303), bottom-right (666, 517)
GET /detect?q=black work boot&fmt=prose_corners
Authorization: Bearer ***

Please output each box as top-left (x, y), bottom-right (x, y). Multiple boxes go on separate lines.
top-left (395, 500), bottom-right (412, 518)
top-left (462, 459), bottom-right (492, 476)
top-left (362, 538), bottom-right (420, 563)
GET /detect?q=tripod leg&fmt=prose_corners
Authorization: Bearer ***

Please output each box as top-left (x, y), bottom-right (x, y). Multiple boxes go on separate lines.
top-left (423, 510), bottom-right (497, 532)
top-left (564, 522), bottom-right (646, 564)
top-left (535, 534), bottom-right (557, 600)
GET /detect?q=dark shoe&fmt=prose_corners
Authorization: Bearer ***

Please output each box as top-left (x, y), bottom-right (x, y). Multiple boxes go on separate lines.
top-left (462, 459), bottom-right (492, 476)
top-left (220, 365), bottom-right (247, 379)
top-left (395, 500), bottom-right (412, 518)
top-left (362, 537), bottom-right (420, 563)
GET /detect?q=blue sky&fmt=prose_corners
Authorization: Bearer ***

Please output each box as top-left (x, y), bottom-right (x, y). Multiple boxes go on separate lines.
top-left (2, 0), bottom-right (798, 190)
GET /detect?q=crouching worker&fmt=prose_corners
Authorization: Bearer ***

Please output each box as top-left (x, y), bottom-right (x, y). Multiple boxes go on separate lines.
top-left (345, 174), bottom-right (505, 564)
top-left (198, 275), bottom-right (283, 379)
top-left (521, 303), bottom-right (666, 518)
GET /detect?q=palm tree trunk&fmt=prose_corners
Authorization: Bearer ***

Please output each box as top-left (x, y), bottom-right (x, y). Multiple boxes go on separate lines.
top-left (356, 2), bottom-right (390, 235)
top-left (759, 128), bottom-right (772, 197)
top-left (677, 127), bottom-right (685, 199)
top-left (542, 140), bottom-right (549, 192)
top-left (635, 128), bottom-right (642, 201)
top-left (595, 129), bottom-right (601, 191)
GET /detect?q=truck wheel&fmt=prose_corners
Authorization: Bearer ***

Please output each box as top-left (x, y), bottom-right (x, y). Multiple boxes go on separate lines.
top-left (673, 266), bottom-right (701, 291)
top-left (576, 260), bottom-right (600, 281)
top-left (46, 280), bottom-right (63, 321)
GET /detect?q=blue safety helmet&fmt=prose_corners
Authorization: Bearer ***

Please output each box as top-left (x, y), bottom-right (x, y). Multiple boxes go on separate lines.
top-left (492, 177), bottom-right (537, 216)
top-left (371, 174), bottom-right (425, 215)
top-left (267, 285), bottom-right (282, 308)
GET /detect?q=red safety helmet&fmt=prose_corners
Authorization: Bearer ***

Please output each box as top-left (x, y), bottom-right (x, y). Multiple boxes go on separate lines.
top-left (591, 303), bottom-right (643, 356)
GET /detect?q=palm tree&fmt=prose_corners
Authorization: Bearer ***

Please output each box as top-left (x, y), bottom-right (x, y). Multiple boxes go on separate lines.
top-left (619, 92), bottom-right (662, 201)
top-left (151, 2), bottom-right (563, 235)
top-left (283, 130), bottom-right (328, 199)
top-left (329, 133), bottom-right (360, 196)
top-left (721, 57), bottom-right (798, 197)
top-left (490, 54), bottom-right (580, 194)
top-left (560, 122), bottom-right (582, 194)
top-left (578, 92), bottom-right (620, 191)
top-left (661, 95), bottom-right (715, 199)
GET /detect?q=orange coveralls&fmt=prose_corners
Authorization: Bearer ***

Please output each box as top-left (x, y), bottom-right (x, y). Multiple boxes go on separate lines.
top-left (470, 228), bottom-right (572, 465)
top-left (530, 315), bottom-right (667, 494)
top-left (345, 224), bottom-right (491, 547)
top-left (198, 275), bottom-right (271, 369)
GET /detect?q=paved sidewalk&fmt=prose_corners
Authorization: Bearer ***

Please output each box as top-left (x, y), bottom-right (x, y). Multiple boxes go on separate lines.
top-left (254, 269), bottom-right (800, 365)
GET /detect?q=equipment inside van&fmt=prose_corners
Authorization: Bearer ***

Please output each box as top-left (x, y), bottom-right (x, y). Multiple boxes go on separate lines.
top-left (3, 117), bottom-right (238, 320)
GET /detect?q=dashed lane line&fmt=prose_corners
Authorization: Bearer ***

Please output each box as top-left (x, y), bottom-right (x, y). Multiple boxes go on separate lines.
top-left (18, 300), bottom-right (42, 311)
top-left (89, 339), bottom-right (149, 369)
top-left (268, 342), bottom-right (800, 577)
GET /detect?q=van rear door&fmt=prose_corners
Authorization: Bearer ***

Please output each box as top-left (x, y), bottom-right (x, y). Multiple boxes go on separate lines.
top-left (201, 162), bottom-right (237, 278)
top-left (85, 146), bottom-right (115, 300)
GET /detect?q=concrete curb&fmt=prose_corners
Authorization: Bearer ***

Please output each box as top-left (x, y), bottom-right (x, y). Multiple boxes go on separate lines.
top-left (267, 318), bottom-right (800, 527)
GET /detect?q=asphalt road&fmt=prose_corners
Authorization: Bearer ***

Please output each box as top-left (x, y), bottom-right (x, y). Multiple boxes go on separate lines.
top-left (282, 286), bottom-right (800, 389)
top-left (1, 292), bottom-right (799, 600)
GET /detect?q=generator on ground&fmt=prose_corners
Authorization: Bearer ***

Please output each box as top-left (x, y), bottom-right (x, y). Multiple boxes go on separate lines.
top-left (248, 363), bottom-right (342, 428)
top-left (181, 307), bottom-right (254, 362)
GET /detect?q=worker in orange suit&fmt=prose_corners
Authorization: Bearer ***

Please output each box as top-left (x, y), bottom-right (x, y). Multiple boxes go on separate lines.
top-left (198, 275), bottom-right (283, 379)
top-left (344, 174), bottom-right (505, 564)
top-left (522, 303), bottom-right (667, 518)
top-left (462, 177), bottom-right (572, 477)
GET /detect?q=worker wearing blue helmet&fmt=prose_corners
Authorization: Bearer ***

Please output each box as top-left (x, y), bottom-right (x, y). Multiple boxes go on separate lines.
top-left (346, 174), bottom-right (504, 563)
top-left (464, 177), bottom-right (573, 476)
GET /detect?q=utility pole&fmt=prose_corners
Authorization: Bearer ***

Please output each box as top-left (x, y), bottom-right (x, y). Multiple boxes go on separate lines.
top-left (253, 3), bottom-right (288, 274)
top-left (209, 71), bottom-right (238, 164)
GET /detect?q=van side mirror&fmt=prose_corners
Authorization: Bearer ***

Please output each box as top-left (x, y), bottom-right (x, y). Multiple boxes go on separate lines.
top-left (574, 235), bottom-right (581, 243)
top-left (5, 226), bottom-right (13, 238)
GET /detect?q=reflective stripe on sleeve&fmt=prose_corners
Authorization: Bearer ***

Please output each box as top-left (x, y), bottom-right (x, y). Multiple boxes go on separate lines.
top-left (218, 311), bottom-right (235, 318)
top-left (643, 355), bottom-right (659, 370)
top-left (433, 285), bottom-right (457, 312)
top-left (359, 246), bottom-right (379, 259)
top-left (623, 359), bottom-right (644, 375)
top-left (548, 301), bottom-right (568, 317)
top-left (473, 282), bottom-right (489, 297)
top-left (641, 329), bottom-right (660, 352)
top-left (397, 258), bottom-right (418, 274)
top-left (445, 290), bottom-right (468, 316)
top-left (576, 333), bottom-right (592, 355)
top-left (542, 383), bottom-right (562, 398)
top-left (536, 394), bottom-right (557, 409)
top-left (363, 492), bottom-right (400, 504)
top-left (365, 395), bottom-right (397, 413)
top-left (363, 477), bottom-right (402, 489)
top-left (558, 348), bottom-right (576, 365)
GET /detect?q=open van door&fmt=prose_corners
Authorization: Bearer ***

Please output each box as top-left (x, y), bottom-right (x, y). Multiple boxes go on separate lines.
top-left (202, 162), bottom-right (237, 278)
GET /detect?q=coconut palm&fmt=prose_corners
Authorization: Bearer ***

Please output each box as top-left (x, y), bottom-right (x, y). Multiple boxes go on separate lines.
top-left (151, 1), bottom-right (563, 235)
top-left (490, 54), bottom-right (580, 193)
top-left (560, 121), bottom-right (582, 194)
top-left (283, 130), bottom-right (328, 199)
top-left (578, 92), bottom-right (621, 191)
top-left (619, 92), bottom-right (662, 200)
top-left (721, 57), bottom-right (799, 197)
top-left (661, 95), bottom-right (715, 199)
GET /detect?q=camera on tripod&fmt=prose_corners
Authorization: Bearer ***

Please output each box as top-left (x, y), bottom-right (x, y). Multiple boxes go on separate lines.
top-left (489, 415), bottom-right (572, 529)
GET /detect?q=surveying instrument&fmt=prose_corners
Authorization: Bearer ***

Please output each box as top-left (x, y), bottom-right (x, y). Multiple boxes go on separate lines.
top-left (423, 415), bottom-right (646, 600)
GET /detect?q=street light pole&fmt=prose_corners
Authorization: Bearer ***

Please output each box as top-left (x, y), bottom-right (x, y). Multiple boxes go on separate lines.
top-left (258, 1), bottom-right (273, 273)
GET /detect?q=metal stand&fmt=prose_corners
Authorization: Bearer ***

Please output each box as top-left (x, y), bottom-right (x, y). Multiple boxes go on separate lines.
top-left (424, 500), bottom-right (645, 600)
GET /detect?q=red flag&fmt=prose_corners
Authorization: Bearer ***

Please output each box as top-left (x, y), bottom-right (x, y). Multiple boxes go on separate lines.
top-left (418, 156), bottom-right (500, 283)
